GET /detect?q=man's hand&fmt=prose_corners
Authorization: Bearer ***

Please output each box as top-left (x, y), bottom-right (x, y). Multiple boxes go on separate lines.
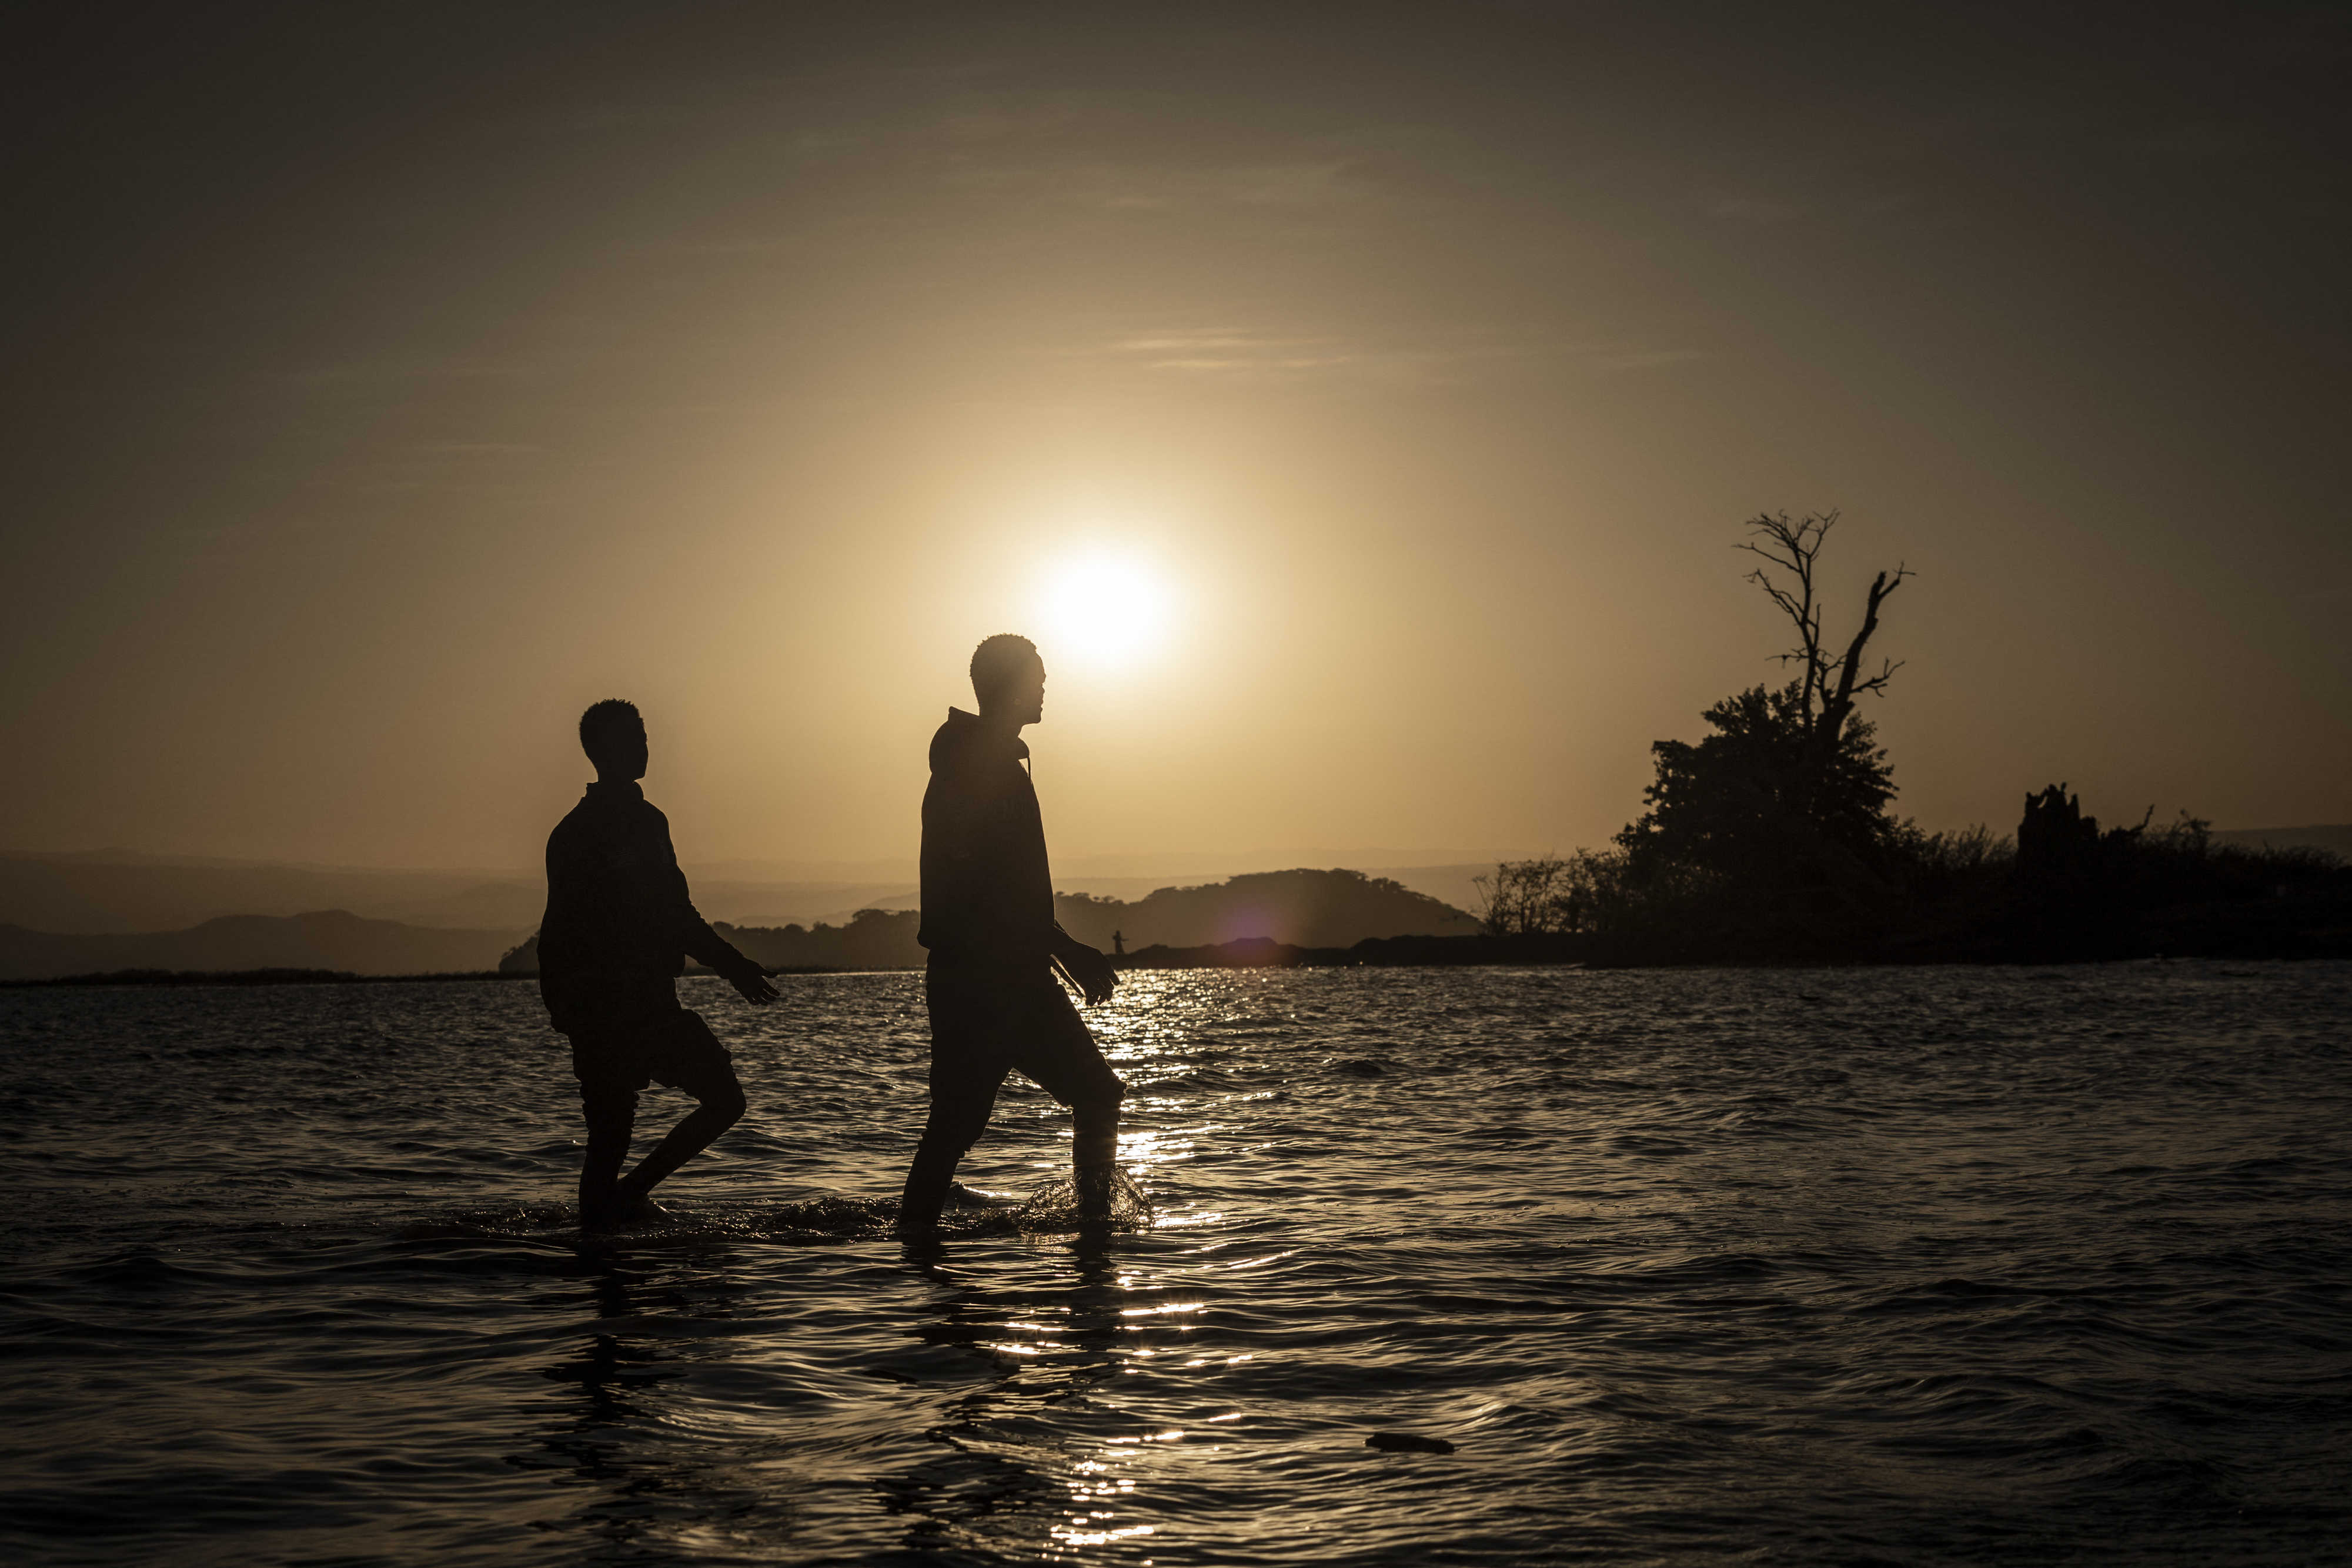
top-left (724, 958), bottom-right (780, 1005)
top-left (1059, 942), bottom-right (1120, 1005)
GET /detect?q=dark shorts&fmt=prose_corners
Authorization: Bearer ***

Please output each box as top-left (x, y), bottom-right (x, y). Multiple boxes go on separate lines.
top-left (566, 1007), bottom-right (736, 1099)
top-left (926, 967), bottom-right (1124, 1109)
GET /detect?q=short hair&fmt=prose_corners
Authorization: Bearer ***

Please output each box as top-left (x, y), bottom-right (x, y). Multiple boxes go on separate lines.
top-left (577, 698), bottom-right (643, 760)
top-left (969, 634), bottom-right (1041, 700)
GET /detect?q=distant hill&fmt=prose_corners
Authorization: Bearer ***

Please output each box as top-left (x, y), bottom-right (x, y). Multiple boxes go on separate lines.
top-left (498, 909), bottom-right (924, 974)
top-left (0, 861), bottom-right (1476, 981)
top-left (711, 867), bottom-right (1485, 971)
top-left (1053, 868), bottom-right (1481, 950)
top-left (0, 849), bottom-right (539, 934)
top-left (716, 911), bottom-right (925, 971)
top-left (688, 879), bottom-right (918, 927)
top-left (1115, 932), bottom-right (1584, 969)
top-left (502, 871), bottom-right (1477, 976)
top-left (1358, 863), bottom-right (1500, 918)
top-left (0, 847), bottom-right (1520, 940)
top-left (0, 848), bottom-right (914, 934)
top-left (1051, 862), bottom-right (1502, 915)
top-left (0, 911), bottom-right (530, 981)
top-left (2210, 825), bottom-right (2352, 862)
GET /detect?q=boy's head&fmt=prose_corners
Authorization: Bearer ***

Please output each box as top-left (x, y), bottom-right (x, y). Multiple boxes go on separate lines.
top-left (970, 634), bottom-right (1045, 725)
top-left (579, 698), bottom-right (647, 781)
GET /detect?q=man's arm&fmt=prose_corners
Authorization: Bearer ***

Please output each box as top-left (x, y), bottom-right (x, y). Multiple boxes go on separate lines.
top-left (1051, 922), bottom-right (1118, 1005)
top-left (919, 774), bottom-right (993, 952)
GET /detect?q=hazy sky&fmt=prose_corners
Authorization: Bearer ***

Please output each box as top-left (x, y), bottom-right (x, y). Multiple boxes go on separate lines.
top-left (5, 2), bottom-right (2346, 872)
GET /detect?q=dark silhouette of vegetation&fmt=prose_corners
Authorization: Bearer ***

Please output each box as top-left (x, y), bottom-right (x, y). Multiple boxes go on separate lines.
top-left (1475, 513), bottom-right (2352, 966)
top-left (1996, 788), bottom-right (2351, 961)
top-left (718, 909), bottom-right (925, 971)
top-left (502, 907), bottom-right (926, 974)
top-left (1575, 512), bottom-right (1921, 959)
top-left (1735, 510), bottom-right (1910, 797)
top-left (1472, 855), bottom-right (1579, 936)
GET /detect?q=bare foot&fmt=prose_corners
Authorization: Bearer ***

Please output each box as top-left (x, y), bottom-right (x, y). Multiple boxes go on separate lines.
top-left (1075, 1170), bottom-right (1115, 1223)
top-left (609, 1190), bottom-right (670, 1229)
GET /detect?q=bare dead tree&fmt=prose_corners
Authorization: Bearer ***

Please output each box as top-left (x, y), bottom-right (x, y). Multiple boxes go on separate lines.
top-left (1473, 855), bottom-right (1573, 937)
top-left (1735, 510), bottom-right (1912, 797)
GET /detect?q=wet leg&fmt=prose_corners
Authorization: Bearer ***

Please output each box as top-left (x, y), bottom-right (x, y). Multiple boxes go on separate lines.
top-left (1073, 1093), bottom-right (1122, 1221)
top-left (577, 1083), bottom-right (639, 1230)
top-left (1017, 991), bottom-right (1125, 1223)
top-left (616, 1069), bottom-right (746, 1208)
top-left (899, 1094), bottom-right (993, 1232)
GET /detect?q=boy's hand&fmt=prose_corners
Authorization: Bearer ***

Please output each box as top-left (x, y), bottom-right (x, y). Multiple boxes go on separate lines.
top-left (724, 958), bottom-right (780, 1005)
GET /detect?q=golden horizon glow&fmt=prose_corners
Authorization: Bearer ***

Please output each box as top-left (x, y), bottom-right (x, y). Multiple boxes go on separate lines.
top-left (3, 10), bottom-right (2344, 872)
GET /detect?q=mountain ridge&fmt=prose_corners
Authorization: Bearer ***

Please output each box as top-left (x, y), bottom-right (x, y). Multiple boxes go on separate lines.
top-left (0, 910), bottom-right (530, 981)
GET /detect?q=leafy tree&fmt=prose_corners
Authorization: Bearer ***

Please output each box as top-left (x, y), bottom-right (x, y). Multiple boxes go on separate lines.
top-left (1617, 680), bottom-right (1899, 885)
top-left (1613, 513), bottom-right (1912, 934)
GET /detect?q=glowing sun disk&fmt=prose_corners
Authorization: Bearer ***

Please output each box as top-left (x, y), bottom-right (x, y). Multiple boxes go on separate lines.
top-left (1038, 556), bottom-right (1172, 668)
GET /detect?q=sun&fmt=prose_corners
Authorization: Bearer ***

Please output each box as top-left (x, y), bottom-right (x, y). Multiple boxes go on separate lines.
top-left (1036, 553), bottom-right (1173, 669)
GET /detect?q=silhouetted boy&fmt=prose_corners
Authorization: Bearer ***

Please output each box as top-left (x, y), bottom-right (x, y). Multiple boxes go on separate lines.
top-left (540, 700), bottom-right (777, 1230)
top-left (901, 635), bottom-right (1124, 1230)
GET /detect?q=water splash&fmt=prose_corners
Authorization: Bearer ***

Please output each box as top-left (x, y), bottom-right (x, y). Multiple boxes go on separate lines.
top-left (1012, 1166), bottom-right (1155, 1232)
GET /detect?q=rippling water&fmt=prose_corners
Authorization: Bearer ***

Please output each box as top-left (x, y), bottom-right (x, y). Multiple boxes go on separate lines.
top-left (3, 962), bottom-right (2348, 1566)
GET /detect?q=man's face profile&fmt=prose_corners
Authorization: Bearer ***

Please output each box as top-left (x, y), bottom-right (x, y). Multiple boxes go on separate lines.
top-left (970, 637), bottom-right (1046, 727)
top-left (1010, 656), bottom-right (1045, 727)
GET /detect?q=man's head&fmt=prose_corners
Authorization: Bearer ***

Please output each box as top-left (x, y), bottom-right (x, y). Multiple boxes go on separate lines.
top-left (970, 634), bottom-right (1045, 727)
top-left (578, 698), bottom-right (647, 782)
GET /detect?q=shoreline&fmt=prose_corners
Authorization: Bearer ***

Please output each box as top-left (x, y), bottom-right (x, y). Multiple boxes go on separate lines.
top-left (9, 943), bottom-right (2347, 991)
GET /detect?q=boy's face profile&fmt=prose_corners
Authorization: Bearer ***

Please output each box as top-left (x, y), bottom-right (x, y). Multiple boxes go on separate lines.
top-left (593, 726), bottom-right (649, 783)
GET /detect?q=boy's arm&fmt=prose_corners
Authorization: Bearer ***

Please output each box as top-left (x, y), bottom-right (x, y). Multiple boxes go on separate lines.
top-left (677, 882), bottom-right (779, 1003)
top-left (655, 817), bottom-right (779, 1004)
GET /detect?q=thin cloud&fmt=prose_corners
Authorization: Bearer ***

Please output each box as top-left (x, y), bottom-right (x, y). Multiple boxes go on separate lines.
top-left (1097, 327), bottom-right (1702, 383)
top-left (1109, 329), bottom-right (1357, 373)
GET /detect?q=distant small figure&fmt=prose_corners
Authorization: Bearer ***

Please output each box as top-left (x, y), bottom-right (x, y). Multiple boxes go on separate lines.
top-left (1112, 929), bottom-right (1125, 957)
top-left (537, 700), bottom-right (778, 1231)
top-left (901, 635), bottom-right (1125, 1231)
top-left (1366, 1432), bottom-right (1456, 1455)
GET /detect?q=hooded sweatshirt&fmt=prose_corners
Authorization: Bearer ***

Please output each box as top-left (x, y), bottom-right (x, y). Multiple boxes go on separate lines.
top-left (918, 707), bottom-right (1054, 970)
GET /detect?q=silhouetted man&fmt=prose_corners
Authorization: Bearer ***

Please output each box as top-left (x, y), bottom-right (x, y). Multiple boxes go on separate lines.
top-left (901, 635), bottom-right (1124, 1231)
top-left (539, 700), bottom-right (778, 1230)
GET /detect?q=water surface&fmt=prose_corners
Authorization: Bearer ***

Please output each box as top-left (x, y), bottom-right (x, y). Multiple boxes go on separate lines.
top-left (3, 962), bottom-right (2347, 1564)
